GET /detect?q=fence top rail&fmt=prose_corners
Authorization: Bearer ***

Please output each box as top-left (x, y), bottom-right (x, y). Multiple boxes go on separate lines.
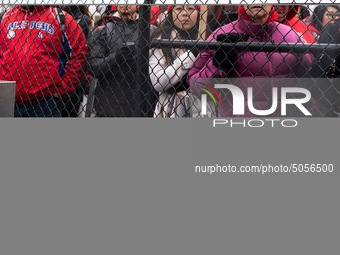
top-left (150, 39), bottom-right (340, 54)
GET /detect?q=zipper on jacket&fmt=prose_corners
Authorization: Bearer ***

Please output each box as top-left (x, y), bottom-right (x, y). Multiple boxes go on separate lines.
top-left (17, 11), bottom-right (29, 77)
top-left (262, 23), bottom-right (276, 108)
top-left (262, 24), bottom-right (267, 42)
top-left (22, 11), bottom-right (31, 67)
top-left (20, 9), bottom-right (32, 96)
top-left (23, 12), bottom-right (29, 53)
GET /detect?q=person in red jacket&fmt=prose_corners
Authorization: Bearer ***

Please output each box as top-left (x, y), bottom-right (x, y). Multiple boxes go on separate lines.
top-left (0, 5), bottom-right (88, 117)
top-left (276, 5), bottom-right (315, 43)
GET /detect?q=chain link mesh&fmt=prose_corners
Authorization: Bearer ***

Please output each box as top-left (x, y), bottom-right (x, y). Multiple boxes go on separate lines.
top-left (0, 4), bottom-right (339, 117)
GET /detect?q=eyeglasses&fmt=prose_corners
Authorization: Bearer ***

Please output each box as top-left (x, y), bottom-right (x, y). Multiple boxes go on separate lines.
top-left (325, 13), bottom-right (340, 19)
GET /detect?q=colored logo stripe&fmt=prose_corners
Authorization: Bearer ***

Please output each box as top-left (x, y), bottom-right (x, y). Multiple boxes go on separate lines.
top-left (204, 84), bottom-right (222, 106)
top-left (199, 88), bottom-right (217, 106)
top-left (197, 83), bottom-right (223, 107)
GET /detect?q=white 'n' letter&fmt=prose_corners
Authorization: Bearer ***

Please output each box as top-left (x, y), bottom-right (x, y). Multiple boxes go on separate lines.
top-left (215, 84), bottom-right (244, 115)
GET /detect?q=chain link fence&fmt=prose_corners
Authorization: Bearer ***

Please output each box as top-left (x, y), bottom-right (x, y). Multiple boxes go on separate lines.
top-left (1, 4), bottom-right (340, 117)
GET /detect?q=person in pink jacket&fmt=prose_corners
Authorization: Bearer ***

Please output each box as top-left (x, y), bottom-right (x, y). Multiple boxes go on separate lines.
top-left (188, 5), bottom-right (312, 117)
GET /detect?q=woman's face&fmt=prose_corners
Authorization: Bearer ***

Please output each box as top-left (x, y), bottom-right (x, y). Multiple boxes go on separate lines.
top-left (172, 5), bottom-right (199, 31)
top-left (243, 5), bottom-right (273, 23)
top-left (322, 6), bottom-right (340, 28)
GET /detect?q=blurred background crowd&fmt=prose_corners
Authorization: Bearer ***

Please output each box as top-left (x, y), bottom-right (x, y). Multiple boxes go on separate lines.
top-left (0, 4), bottom-right (340, 117)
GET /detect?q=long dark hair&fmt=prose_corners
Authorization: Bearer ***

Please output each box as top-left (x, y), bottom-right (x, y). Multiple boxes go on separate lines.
top-left (150, 6), bottom-right (200, 66)
top-left (311, 5), bottom-right (340, 32)
top-left (79, 5), bottom-right (94, 27)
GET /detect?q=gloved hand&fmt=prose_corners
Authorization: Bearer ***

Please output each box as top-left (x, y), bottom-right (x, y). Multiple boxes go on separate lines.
top-left (189, 47), bottom-right (201, 58)
top-left (115, 45), bottom-right (137, 75)
top-left (116, 45), bottom-right (136, 64)
top-left (213, 33), bottom-right (249, 69)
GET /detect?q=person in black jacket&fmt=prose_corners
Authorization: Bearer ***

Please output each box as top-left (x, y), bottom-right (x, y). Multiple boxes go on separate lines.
top-left (87, 5), bottom-right (156, 117)
top-left (309, 20), bottom-right (340, 117)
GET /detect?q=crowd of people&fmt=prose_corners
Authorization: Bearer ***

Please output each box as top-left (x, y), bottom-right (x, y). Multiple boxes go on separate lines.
top-left (0, 4), bottom-right (340, 117)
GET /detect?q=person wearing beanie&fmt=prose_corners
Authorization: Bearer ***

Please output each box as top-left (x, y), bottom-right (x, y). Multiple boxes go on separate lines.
top-left (149, 5), bottom-right (201, 117)
top-left (88, 5), bottom-right (157, 117)
top-left (188, 5), bottom-right (312, 117)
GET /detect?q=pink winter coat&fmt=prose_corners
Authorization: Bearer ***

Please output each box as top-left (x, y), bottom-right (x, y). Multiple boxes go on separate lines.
top-left (188, 18), bottom-right (312, 117)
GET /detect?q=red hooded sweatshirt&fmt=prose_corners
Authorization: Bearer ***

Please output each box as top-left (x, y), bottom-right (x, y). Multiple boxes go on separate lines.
top-left (279, 5), bottom-right (315, 43)
top-left (0, 6), bottom-right (88, 104)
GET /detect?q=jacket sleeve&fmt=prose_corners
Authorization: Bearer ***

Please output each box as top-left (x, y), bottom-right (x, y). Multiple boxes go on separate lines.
top-left (57, 13), bottom-right (88, 97)
top-left (149, 48), bottom-right (196, 93)
top-left (292, 36), bottom-right (312, 77)
top-left (187, 30), bottom-right (228, 95)
top-left (87, 26), bottom-right (120, 79)
top-left (295, 53), bottom-right (312, 77)
top-left (187, 49), bottom-right (226, 95)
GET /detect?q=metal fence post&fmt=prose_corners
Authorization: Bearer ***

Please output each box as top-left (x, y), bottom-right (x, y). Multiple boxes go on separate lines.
top-left (136, 4), bottom-right (151, 117)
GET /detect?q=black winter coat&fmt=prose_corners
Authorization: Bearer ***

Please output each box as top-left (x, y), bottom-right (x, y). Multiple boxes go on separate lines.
top-left (309, 22), bottom-right (340, 116)
top-left (88, 18), bottom-right (156, 117)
